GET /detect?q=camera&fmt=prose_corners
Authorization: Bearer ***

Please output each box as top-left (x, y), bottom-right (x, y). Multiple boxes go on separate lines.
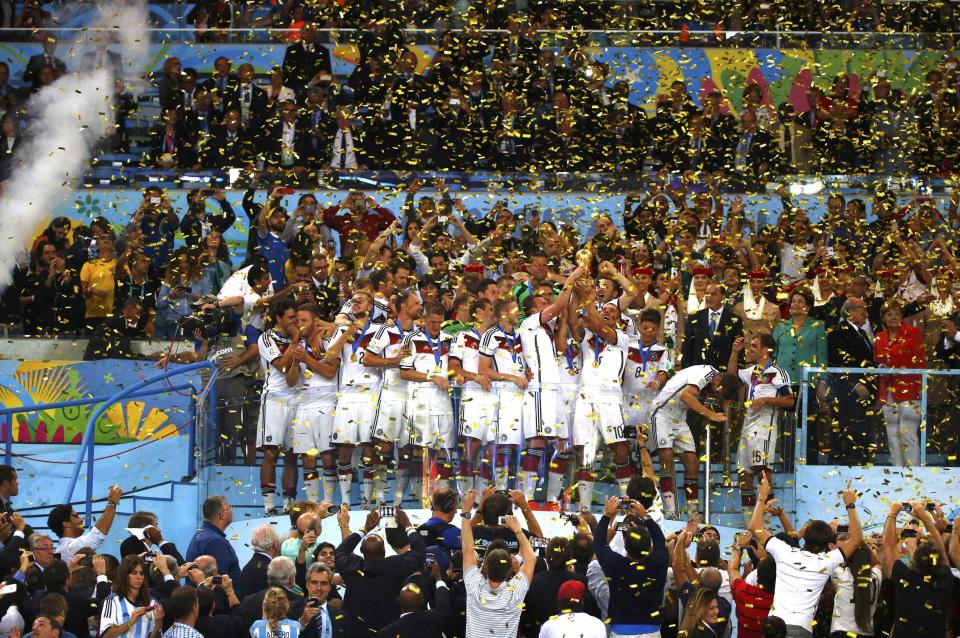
top-left (180, 306), bottom-right (233, 341)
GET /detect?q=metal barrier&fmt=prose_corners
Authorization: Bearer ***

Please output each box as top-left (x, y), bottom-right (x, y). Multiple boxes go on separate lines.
top-left (62, 361), bottom-right (217, 524)
top-left (798, 366), bottom-right (960, 467)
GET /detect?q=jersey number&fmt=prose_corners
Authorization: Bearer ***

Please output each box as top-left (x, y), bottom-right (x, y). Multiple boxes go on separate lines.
top-left (355, 351), bottom-right (365, 364)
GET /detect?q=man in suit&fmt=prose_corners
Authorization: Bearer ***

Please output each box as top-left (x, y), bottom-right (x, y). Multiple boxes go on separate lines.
top-left (235, 63), bottom-right (269, 130)
top-left (290, 563), bottom-right (346, 638)
top-left (238, 556), bottom-right (302, 630)
top-left (118, 511), bottom-right (184, 562)
top-left (202, 109), bottom-right (255, 170)
top-left (282, 23), bottom-right (333, 98)
top-left (322, 101), bottom-right (370, 172)
top-left (335, 506), bottom-right (426, 638)
top-left (682, 282), bottom-right (743, 370)
top-left (376, 564), bottom-right (450, 638)
top-left (261, 99), bottom-right (316, 180)
top-left (0, 464), bottom-right (18, 515)
top-left (733, 110), bottom-right (779, 187)
top-left (203, 56), bottom-right (239, 118)
top-left (238, 524), bottom-right (280, 598)
top-left (827, 296), bottom-right (877, 465)
top-left (700, 90), bottom-right (737, 172)
top-left (79, 38), bottom-right (121, 76)
top-left (23, 33), bottom-right (66, 88)
top-left (520, 537), bottom-right (597, 636)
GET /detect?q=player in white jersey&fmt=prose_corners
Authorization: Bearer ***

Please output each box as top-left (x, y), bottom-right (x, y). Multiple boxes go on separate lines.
top-left (479, 297), bottom-right (532, 490)
top-left (399, 303), bottom-right (455, 506)
top-left (516, 265), bottom-right (583, 503)
top-left (568, 283), bottom-right (630, 512)
top-left (325, 291), bottom-right (382, 505)
top-left (362, 290), bottom-right (422, 505)
top-left (256, 297), bottom-right (302, 514)
top-left (727, 334), bottom-right (794, 516)
top-left (623, 308), bottom-right (673, 443)
top-left (292, 303), bottom-right (340, 503)
top-left (448, 298), bottom-right (497, 493)
top-left (649, 363), bottom-right (727, 518)
top-left (553, 302), bottom-right (583, 507)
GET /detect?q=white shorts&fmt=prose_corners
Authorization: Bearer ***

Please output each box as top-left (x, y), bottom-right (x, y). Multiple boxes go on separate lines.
top-left (332, 389), bottom-right (377, 446)
top-left (291, 393), bottom-right (337, 454)
top-left (737, 424), bottom-right (778, 470)
top-left (372, 389), bottom-right (408, 444)
top-left (573, 400), bottom-right (627, 465)
top-left (624, 392), bottom-right (654, 428)
top-left (650, 409), bottom-right (696, 454)
top-left (407, 386), bottom-right (455, 449)
top-left (257, 392), bottom-right (297, 449)
top-left (494, 386), bottom-right (532, 446)
top-left (459, 388), bottom-right (497, 445)
top-left (558, 384), bottom-right (578, 440)
top-left (527, 387), bottom-right (567, 439)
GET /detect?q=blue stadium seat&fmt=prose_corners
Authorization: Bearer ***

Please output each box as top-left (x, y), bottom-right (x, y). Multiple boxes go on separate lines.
top-left (83, 166), bottom-right (131, 187)
top-left (130, 167), bottom-right (179, 188)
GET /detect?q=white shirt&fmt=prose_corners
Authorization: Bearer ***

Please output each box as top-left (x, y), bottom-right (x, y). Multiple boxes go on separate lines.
top-left (538, 612), bottom-right (607, 638)
top-left (830, 564), bottom-right (881, 635)
top-left (100, 592), bottom-right (159, 638)
top-left (331, 128), bottom-right (357, 169)
top-left (480, 325), bottom-right (527, 386)
top-left (449, 327), bottom-right (485, 390)
top-left (651, 364), bottom-right (718, 418)
top-left (258, 329), bottom-right (299, 396)
top-left (366, 322), bottom-right (416, 393)
top-left (765, 536), bottom-right (846, 630)
top-left (399, 329), bottom-right (454, 412)
top-left (518, 312), bottom-right (563, 389)
top-left (623, 339), bottom-right (673, 419)
top-left (737, 362), bottom-right (790, 432)
top-left (331, 324), bottom-right (382, 390)
top-left (298, 336), bottom-right (338, 397)
top-left (56, 527), bottom-right (106, 563)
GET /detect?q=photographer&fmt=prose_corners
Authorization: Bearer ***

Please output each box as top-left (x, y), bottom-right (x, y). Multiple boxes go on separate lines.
top-left (471, 489), bottom-right (543, 555)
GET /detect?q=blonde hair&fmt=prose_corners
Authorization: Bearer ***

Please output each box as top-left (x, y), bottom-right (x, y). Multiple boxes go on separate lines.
top-left (679, 587), bottom-right (717, 636)
top-left (262, 587), bottom-right (289, 634)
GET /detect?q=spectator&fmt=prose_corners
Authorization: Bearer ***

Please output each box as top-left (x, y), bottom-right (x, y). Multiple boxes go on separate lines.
top-left (23, 32), bottom-right (65, 89)
top-left (119, 512), bottom-right (184, 562)
top-left (99, 555), bottom-right (164, 638)
top-left (194, 577), bottom-right (242, 638)
top-left (79, 234), bottom-right (118, 334)
top-left (727, 532), bottom-right (775, 638)
top-left (45, 485), bottom-right (122, 563)
top-left (827, 296), bottom-right (877, 464)
top-left (537, 580), bottom-right (606, 638)
top-left (679, 587), bottom-right (724, 638)
top-left (82, 298), bottom-right (148, 360)
top-left (249, 587), bottom-right (301, 638)
top-left (521, 537), bottom-right (596, 637)
top-left (289, 564), bottom-right (344, 638)
top-left (185, 496), bottom-right (242, 590)
top-left (376, 565), bottom-right (450, 638)
top-left (239, 525), bottom-right (281, 600)
top-left (829, 541), bottom-right (881, 637)
top-left (239, 557), bottom-right (302, 631)
top-left (593, 495), bottom-right (668, 635)
top-left (161, 586), bottom-right (203, 638)
top-left (459, 489), bottom-right (535, 638)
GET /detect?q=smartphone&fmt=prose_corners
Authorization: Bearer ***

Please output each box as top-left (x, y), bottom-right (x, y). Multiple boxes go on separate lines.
top-left (438, 216), bottom-right (448, 224)
top-left (0, 584), bottom-right (16, 596)
top-left (900, 528), bottom-right (918, 538)
top-left (378, 505), bottom-right (395, 518)
top-left (497, 516), bottom-right (508, 526)
top-left (326, 505), bottom-right (338, 514)
top-left (143, 605), bottom-right (157, 613)
top-left (496, 490), bottom-right (511, 499)
top-left (565, 514), bottom-right (580, 526)
top-left (150, 197), bottom-right (161, 205)
top-left (307, 597), bottom-right (321, 607)
top-left (424, 555), bottom-right (436, 568)
top-left (212, 576), bottom-right (222, 585)
top-left (448, 98), bottom-right (460, 106)
top-left (619, 500), bottom-right (633, 510)
top-left (837, 524), bottom-right (849, 534)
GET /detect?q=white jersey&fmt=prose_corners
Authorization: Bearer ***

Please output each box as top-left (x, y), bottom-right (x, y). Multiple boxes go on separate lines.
top-left (737, 362), bottom-right (791, 431)
top-left (558, 339), bottom-right (583, 386)
top-left (479, 325), bottom-right (527, 385)
top-left (518, 312), bottom-right (563, 389)
top-left (100, 593), bottom-right (159, 638)
top-left (399, 329), bottom-right (454, 410)
top-left (623, 339), bottom-right (673, 408)
top-left (331, 324), bottom-right (382, 390)
top-left (298, 336), bottom-right (338, 396)
top-left (651, 364), bottom-right (718, 415)
top-left (578, 329), bottom-right (628, 402)
top-left (258, 328), bottom-right (299, 396)
top-left (366, 322), bottom-right (417, 392)
top-left (449, 327), bottom-right (485, 389)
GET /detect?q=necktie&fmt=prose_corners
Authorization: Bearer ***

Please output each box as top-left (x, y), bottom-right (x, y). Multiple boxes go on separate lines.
top-left (339, 131), bottom-right (347, 170)
top-left (859, 327), bottom-right (872, 348)
top-left (708, 312), bottom-right (718, 335)
top-left (219, 77), bottom-right (226, 93)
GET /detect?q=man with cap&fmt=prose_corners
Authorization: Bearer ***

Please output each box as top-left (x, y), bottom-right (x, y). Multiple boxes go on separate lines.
top-left (538, 580), bottom-right (606, 638)
top-left (733, 269), bottom-right (781, 343)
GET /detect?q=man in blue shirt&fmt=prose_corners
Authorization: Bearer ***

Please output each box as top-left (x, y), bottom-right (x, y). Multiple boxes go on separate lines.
top-left (185, 496), bottom-right (242, 593)
top-left (256, 202), bottom-right (291, 289)
top-left (416, 488), bottom-right (462, 563)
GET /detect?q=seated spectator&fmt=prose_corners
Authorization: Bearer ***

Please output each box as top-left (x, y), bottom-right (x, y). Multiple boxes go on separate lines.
top-left (83, 298), bottom-right (148, 360)
top-left (99, 555), bottom-right (164, 638)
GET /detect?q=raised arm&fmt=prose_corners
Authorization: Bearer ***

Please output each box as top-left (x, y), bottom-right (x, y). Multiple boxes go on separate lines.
top-left (836, 481), bottom-right (863, 558)
top-left (541, 266), bottom-right (586, 325)
top-left (881, 501), bottom-right (901, 578)
top-left (505, 514), bottom-right (536, 583)
top-left (748, 477), bottom-right (773, 546)
top-left (95, 485), bottom-right (123, 536)
top-left (460, 490), bottom-right (478, 571)
top-left (510, 491), bottom-right (543, 539)
top-left (909, 501), bottom-right (947, 561)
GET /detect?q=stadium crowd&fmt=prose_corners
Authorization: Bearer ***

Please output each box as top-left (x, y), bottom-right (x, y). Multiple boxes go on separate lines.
top-left (0, 464), bottom-right (951, 638)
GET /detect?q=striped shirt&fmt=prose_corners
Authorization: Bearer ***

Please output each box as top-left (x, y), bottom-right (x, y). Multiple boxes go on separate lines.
top-left (161, 622), bottom-right (204, 638)
top-left (463, 564), bottom-right (529, 638)
top-left (249, 618), bottom-right (301, 638)
top-left (100, 593), bottom-right (159, 638)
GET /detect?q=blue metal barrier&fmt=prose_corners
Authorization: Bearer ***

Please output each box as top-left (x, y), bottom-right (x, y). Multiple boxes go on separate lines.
top-left (798, 366), bottom-right (960, 466)
top-left (63, 362), bottom-right (217, 524)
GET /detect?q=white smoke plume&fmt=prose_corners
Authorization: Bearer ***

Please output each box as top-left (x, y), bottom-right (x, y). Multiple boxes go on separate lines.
top-left (0, 0), bottom-right (150, 288)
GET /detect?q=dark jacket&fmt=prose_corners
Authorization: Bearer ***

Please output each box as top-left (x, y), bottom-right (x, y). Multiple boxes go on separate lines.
top-left (290, 599), bottom-right (347, 638)
top-left (681, 305), bottom-right (743, 369)
top-left (239, 584), bottom-right (302, 631)
top-left (376, 583), bottom-right (451, 638)
top-left (118, 536), bottom-right (184, 563)
top-left (521, 569), bottom-right (600, 636)
top-left (594, 515), bottom-right (668, 627)
top-left (335, 529), bottom-right (427, 637)
top-left (237, 552), bottom-right (271, 601)
top-left (282, 43), bottom-right (333, 95)
top-left (828, 318), bottom-right (876, 389)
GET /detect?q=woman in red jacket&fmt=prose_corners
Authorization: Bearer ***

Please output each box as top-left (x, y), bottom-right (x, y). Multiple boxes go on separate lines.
top-left (874, 302), bottom-right (926, 466)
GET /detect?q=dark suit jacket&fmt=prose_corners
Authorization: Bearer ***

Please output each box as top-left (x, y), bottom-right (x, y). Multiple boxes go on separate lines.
top-left (237, 552), bottom-right (271, 600)
top-left (195, 610), bottom-right (241, 638)
top-left (149, 125), bottom-right (197, 169)
top-left (681, 305), bottom-right (743, 369)
top-left (376, 583), bottom-right (450, 638)
top-left (203, 74), bottom-right (240, 115)
top-left (0, 134), bottom-right (20, 181)
top-left (236, 82), bottom-right (270, 128)
top-left (828, 319), bottom-right (876, 389)
top-left (290, 599), bottom-right (347, 638)
top-left (118, 536), bottom-right (184, 563)
top-left (30, 586), bottom-right (102, 638)
top-left (23, 54), bottom-right (66, 86)
top-left (739, 129), bottom-right (780, 179)
top-left (282, 43), bottom-right (332, 95)
top-left (202, 129), bottom-right (255, 169)
top-left (335, 530), bottom-right (427, 637)
top-left (260, 119), bottom-right (321, 169)
top-left (239, 584), bottom-right (302, 631)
